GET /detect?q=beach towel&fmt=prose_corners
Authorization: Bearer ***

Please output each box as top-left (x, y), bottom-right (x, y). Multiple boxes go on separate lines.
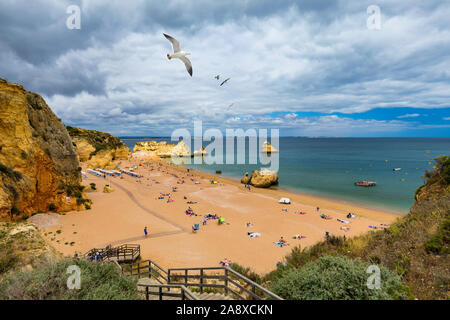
top-left (320, 214), bottom-right (332, 220)
top-left (340, 227), bottom-right (350, 232)
top-left (369, 225), bottom-right (377, 229)
top-left (295, 211), bottom-right (307, 215)
top-left (248, 232), bottom-right (261, 238)
top-left (337, 219), bottom-right (350, 224)
top-left (274, 241), bottom-right (289, 247)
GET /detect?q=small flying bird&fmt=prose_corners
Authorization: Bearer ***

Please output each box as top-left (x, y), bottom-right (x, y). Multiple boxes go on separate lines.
top-left (220, 77), bottom-right (230, 86)
top-left (214, 75), bottom-right (220, 80)
top-left (227, 103), bottom-right (234, 110)
top-left (163, 33), bottom-right (192, 76)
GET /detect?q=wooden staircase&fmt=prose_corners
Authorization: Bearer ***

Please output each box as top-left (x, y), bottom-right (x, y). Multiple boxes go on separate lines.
top-left (123, 259), bottom-right (283, 301)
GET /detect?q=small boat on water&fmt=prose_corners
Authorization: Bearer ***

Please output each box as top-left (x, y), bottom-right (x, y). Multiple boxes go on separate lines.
top-left (393, 168), bottom-right (402, 171)
top-left (354, 181), bottom-right (377, 187)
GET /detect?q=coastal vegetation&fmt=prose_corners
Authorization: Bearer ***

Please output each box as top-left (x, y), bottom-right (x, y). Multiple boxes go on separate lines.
top-left (0, 258), bottom-right (140, 300)
top-left (253, 155), bottom-right (449, 300)
top-left (0, 222), bottom-right (60, 275)
top-left (270, 255), bottom-right (407, 300)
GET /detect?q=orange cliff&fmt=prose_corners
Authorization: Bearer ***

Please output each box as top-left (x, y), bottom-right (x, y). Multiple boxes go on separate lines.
top-left (0, 78), bottom-right (83, 221)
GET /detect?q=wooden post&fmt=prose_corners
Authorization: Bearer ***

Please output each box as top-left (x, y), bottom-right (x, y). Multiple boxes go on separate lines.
top-left (224, 269), bottom-right (229, 295)
top-left (200, 269), bottom-right (204, 294)
top-left (149, 261), bottom-right (153, 279)
top-left (182, 289), bottom-right (185, 300)
top-left (185, 269), bottom-right (188, 286)
top-left (146, 286), bottom-right (149, 300)
top-left (159, 287), bottom-right (162, 300)
top-left (137, 263), bottom-right (141, 278)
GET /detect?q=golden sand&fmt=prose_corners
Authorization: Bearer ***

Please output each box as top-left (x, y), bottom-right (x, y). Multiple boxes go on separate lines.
top-left (38, 157), bottom-right (400, 274)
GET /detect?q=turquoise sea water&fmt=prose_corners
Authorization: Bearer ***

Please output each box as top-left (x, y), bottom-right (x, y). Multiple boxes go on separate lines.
top-left (121, 137), bottom-right (450, 215)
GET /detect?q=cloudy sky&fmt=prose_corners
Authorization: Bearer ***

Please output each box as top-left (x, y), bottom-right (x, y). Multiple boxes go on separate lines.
top-left (1, 0), bottom-right (449, 137)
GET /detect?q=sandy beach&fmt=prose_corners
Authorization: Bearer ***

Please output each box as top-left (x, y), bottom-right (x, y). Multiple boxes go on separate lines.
top-left (30, 157), bottom-right (400, 274)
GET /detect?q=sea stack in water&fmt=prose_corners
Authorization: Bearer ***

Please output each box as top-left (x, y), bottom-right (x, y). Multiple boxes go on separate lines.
top-left (241, 169), bottom-right (278, 188)
top-left (261, 141), bottom-right (278, 154)
top-left (193, 147), bottom-right (208, 157)
top-left (171, 141), bottom-right (191, 157)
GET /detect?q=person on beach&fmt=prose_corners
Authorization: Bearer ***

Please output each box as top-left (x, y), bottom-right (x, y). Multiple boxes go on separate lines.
top-left (317, 207), bottom-right (320, 212)
top-left (144, 226), bottom-right (148, 238)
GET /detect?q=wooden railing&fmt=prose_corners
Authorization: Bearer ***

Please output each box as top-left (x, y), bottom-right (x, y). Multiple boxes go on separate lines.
top-left (122, 259), bottom-right (169, 284)
top-left (122, 261), bottom-right (282, 300)
top-left (138, 283), bottom-right (199, 300)
top-left (84, 244), bottom-right (140, 263)
top-left (167, 266), bottom-right (283, 300)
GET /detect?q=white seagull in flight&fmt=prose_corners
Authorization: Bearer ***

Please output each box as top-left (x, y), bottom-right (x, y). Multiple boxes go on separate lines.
top-left (163, 33), bottom-right (193, 76)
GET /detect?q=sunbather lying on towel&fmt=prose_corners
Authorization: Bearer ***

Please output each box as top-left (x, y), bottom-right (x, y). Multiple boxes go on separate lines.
top-left (340, 226), bottom-right (351, 232)
top-left (274, 241), bottom-right (290, 247)
top-left (320, 214), bottom-right (332, 220)
top-left (292, 234), bottom-right (306, 239)
top-left (247, 232), bottom-right (261, 238)
top-left (219, 258), bottom-right (232, 267)
top-left (295, 211), bottom-right (307, 215)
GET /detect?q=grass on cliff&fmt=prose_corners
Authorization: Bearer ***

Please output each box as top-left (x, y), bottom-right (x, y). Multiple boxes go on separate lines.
top-left (0, 258), bottom-right (140, 300)
top-left (0, 223), bottom-right (57, 275)
top-left (66, 126), bottom-right (125, 158)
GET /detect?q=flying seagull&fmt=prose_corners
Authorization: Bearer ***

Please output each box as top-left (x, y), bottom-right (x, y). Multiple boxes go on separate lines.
top-left (214, 75), bottom-right (220, 80)
top-left (163, 33), bottom-right (192, 76)
top-left (227, 103), bottom-right (234, 110)
top-left (220, 78), bottom-right (230, 86)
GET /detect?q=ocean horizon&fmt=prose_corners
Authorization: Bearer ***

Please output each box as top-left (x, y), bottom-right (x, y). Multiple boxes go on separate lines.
top-left (120, 137), bottom-right (450, 215)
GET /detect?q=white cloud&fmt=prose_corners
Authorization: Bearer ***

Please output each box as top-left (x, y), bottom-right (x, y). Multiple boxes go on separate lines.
top-left (397, 113), bottom-right (420, 118)
top-left (1, 1), bottom-right (449, 135)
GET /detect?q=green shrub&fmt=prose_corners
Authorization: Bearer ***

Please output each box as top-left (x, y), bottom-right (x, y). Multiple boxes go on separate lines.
top-left (48, 203), bottom-right (56, 211)
top-left (0, 258), bottom-right (140, 300)
top-left (90, 183), bottom-right (96, 191)
top-left (270, 255), bottom-right (408, 300)
top-left (425, 219), bottom-right (450, 254)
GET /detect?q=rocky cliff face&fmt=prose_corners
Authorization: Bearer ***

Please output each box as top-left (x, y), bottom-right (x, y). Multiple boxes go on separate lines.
top-left (133, 140), bottom-right (192, 158)
top-left (133, 141), bottom-right (175, 158)
top-left (66, 126), bottom-right (130, 169)
top-left (0, 79), bottom-right (82, 221)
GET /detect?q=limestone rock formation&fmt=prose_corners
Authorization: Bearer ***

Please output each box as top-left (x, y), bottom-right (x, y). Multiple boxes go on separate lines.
top-left (241, 169), bottom-right (278, 188)
top-left (261, 141), bottom-right (279, 154)
top-left (241, 172), bottom-right (250, 184)
top-left (67, 126), bottom-right (130, 169)
top-left (133, 141), bottom-right (175, 158)
top-left (193, 147), bottom-right (208, 157)
top-left (0, 79), bottom-right (82, 221)
top-left (171, 140), bottom-right (191, 157)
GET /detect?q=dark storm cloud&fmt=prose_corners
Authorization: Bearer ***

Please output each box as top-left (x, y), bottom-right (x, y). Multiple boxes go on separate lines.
top-left (0, 0), bottom-right (449, 136)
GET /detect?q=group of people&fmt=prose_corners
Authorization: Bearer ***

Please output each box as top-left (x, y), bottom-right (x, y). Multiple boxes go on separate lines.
top-left (89, 251), bottom-right (103, 262)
